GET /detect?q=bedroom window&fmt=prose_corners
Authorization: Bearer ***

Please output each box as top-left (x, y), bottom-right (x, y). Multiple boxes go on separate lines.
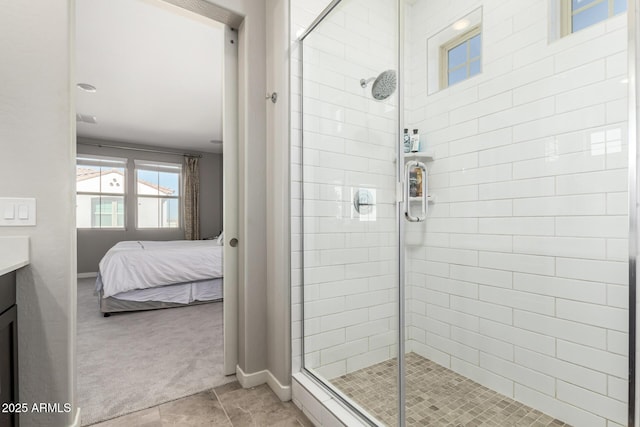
top-left (135, 160), bottom-right (181, 229)
top-left (76, 155), bottom-right (127, 229)
top-left (562, 0), bottom-right (627, 35)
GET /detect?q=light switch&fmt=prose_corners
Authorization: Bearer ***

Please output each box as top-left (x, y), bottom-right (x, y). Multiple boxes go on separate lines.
top-left (0, 198), bottom-right (36, 226)
top-left (18, 205), bottom-right (29, 220)
top-left (3, 205), bottom-right (14, 220)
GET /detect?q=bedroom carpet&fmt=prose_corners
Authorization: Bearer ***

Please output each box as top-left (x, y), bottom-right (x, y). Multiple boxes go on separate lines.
top-left (77, 278), bottom-right (235, 426)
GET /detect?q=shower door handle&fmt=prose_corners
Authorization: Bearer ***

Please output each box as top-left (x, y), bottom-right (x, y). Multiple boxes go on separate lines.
top-left (404, 160), bottom-right (427, 222)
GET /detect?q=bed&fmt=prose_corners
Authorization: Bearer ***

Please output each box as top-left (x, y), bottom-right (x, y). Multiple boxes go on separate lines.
top-left (96, 240), bottom-right (223, 315)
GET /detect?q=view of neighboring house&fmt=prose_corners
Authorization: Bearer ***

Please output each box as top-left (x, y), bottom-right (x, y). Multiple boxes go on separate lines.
top-left (76, 167), bottom-right (178, 228)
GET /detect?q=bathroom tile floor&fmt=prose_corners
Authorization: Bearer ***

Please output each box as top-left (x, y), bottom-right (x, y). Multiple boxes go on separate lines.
top-left (330, 352), bottom-right (571, 427)
top-left (89, 381), bottom-right (313, 426)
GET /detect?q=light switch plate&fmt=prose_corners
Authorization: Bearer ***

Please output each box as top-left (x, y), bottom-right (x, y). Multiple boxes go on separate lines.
top-left (3, 205), bottom-right (15, 220)
top-left (0, 198), bottom-right (36, 226)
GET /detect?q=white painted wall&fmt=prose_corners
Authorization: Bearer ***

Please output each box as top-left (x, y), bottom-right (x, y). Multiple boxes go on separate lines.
top-left (0, 1), bottom-right (76, 425)
top-left (405, 1), bottom-right (629, 426)
top-left (266, 0), bottom-right (292, 390)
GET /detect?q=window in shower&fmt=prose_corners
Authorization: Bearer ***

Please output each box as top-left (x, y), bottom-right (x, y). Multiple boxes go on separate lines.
top-left (440, 26), bottom-right (482, 88)
top-left (426, 7), bottom-right (482, 95)
top-left (562, 0), bottom-right (627, 34)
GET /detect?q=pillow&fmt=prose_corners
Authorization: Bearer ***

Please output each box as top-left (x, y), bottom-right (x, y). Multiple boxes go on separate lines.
top-left (216, 232), bottom-right (224, 246)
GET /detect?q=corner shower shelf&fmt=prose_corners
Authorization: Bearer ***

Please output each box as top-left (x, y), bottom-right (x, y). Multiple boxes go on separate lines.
top-left (410, 195), bottom-right (435, 202)
top-left (404, 150), bottom-right (435, 161)
top-left (393, 150), bottom-right (435, 164)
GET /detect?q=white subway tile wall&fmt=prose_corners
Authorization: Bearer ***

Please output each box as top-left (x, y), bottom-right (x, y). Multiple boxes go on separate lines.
top-left (291, 0), bottom-right (629, 426)
top-left (405, 1), bottom-right (628, 426)
top-left (292, 0), bottom-right (400, 381)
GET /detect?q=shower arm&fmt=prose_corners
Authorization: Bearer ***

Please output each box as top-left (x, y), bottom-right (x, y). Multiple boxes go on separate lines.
top-left (360, 77), bottom-right (376, 88)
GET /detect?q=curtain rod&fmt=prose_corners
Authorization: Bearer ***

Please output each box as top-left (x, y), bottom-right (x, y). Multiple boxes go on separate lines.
top-left (78, 141), bottom-right (203, 158)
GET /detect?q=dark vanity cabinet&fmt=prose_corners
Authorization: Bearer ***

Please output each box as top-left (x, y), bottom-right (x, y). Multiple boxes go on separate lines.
top-left (0, 270), bottom-right (18, 427)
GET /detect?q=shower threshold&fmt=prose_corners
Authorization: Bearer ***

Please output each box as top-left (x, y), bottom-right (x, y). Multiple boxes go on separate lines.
top-left (329, 353), bottom-right (570, 427)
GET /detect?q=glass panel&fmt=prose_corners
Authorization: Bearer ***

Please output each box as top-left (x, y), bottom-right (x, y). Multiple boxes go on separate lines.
top-left (301, 0), bottom-right (399, 425)
top-left (613, 0), bottom-right (627, 15)
top-left (100, 167), bottom-right (125, 194)
top-left (161, 198), bottom-right (180, 228)
top-left (572, 0), bottom-right (601, 10)
top-left (469, 34), bottom-right (481, 59)
top-left (76, 195), bottom-right (124, 228)
top-left (137, 197), bottom-right (159, 228)
top-left (76, 165), bottom-right (125, 194)
top-left (448, 67), bottom-right (467, 86)
top-left (572, 1), bottom-right (608, 32)
top-left (469, 59), bottom-right (481, 77)
top-left (137, 169), bottom-right (160, 195)
top-left (448, 42), bottom-right (467, 69)
top-left (76, 194), bottom-right (95, 228)
top-left (76, 165), bottom-right (100, 193)
top-left (159, 171), bottom-right (180, 196)
top-left (404, 1), bottom-right (627, 426)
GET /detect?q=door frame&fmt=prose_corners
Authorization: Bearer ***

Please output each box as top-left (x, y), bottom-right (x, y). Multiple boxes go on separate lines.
top-left (222, 23), bottom-right (239, 375)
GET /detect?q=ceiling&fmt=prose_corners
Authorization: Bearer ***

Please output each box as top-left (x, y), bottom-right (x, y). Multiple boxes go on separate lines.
top-left (75, 0), bottom-right (224, 153)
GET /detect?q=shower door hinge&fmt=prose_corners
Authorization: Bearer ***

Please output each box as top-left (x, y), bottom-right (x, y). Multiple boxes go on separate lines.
top-left (396, 181), bottom-right (404, 204)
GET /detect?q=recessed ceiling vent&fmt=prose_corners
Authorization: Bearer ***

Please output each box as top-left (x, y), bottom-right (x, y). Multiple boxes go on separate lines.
top-left (76, 114), bottom-right (98, 124)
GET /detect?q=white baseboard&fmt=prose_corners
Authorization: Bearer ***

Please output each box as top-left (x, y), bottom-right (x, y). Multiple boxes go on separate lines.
top-left (77, 272), bottom-right (97, 279)
top-left (267, 370), bottom-right (292, 401)
top-left (236, 365), bottom-right (292, 401)
top-left (69, 407), bottom-right (81, 427)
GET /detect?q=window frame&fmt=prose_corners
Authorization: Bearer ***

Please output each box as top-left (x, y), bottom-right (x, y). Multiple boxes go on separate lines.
top-left (561, 0), bottom-right (625, 36)
top-left (76, 155), bottom-right (127, 230)
top-left (439, 25), bottom-right (482, 90)
top-left (134, 160), bottom-right (183, 230)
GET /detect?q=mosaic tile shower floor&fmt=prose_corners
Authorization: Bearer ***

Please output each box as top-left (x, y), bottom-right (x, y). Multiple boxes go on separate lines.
top-left (330, 352), bottom-right (571, 427)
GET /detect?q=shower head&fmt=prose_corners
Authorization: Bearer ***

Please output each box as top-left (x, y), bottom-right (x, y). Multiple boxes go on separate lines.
top-left (360, 69), bottom-right (397, 101)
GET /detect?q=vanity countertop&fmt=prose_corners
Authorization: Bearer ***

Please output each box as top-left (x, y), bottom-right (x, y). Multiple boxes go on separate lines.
top-left (0, 236), bottom-right (29, 276)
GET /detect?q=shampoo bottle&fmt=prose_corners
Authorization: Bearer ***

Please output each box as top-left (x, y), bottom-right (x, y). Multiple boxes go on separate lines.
top-left (403, 128), bottom-right (410, 153)
top-left (410, 129), bottom-right (420, 152)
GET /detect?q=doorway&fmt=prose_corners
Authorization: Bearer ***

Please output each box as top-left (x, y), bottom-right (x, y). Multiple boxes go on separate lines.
top-left (73, 0), bottom-right (239, 424)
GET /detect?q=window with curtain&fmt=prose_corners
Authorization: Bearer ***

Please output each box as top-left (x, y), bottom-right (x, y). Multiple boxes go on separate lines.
top-left (183, 156), bottom-right (200, 240)
top-left (134, 160), bottom-right (182, 229)
top-left (76, 155), bottom-right (127, 229)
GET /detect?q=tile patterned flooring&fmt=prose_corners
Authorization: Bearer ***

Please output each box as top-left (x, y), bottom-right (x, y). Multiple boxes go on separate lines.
top-left (331, 353), bottom-right (572, 427)
top-left (91, 354), bottom-right (573, 426)
top-left (89, 382), bottom-right (313, 426)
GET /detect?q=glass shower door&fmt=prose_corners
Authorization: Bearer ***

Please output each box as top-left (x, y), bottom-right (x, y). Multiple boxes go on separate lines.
top-left (401, 1), bottom-right (631, 426)
top-left (299, 0), bottom-right (402, 424)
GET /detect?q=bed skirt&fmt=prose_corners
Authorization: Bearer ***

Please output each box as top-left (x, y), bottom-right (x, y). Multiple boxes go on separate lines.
top-left (98, 289), bottom-right (222, 314)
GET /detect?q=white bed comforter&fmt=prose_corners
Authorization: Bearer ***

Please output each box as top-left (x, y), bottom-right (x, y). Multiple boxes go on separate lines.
top-left (98, 240), bottom-right (223, 298)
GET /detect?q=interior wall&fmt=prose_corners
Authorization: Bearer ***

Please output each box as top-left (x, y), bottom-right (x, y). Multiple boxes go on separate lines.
top-left (76, 137), bottom-right (223, 273)
top-left (266, 0), bottom-right (292, 389)
top-left (405, 1), bottom-right (628, 425)
top-left (0, 1), bottom-right (76, 425)
top-left (294, 0), bottom-right (400, 380)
